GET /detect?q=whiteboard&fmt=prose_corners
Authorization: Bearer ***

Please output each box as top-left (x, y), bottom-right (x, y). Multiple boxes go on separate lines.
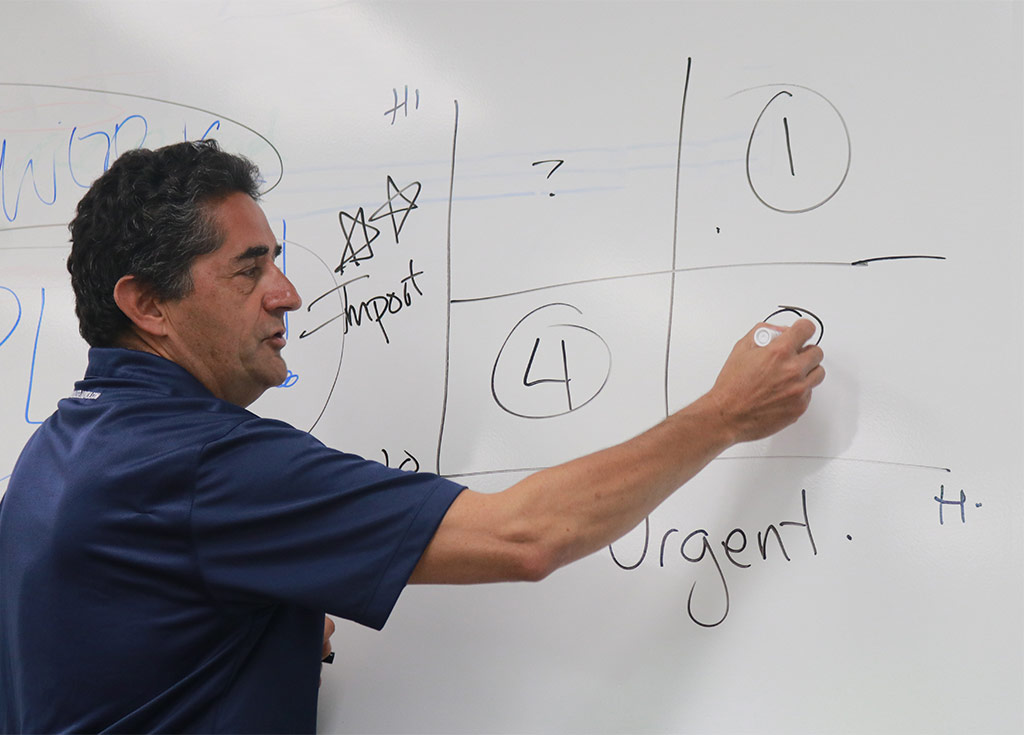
top-left (1, 2), bottom-right (1021, 733)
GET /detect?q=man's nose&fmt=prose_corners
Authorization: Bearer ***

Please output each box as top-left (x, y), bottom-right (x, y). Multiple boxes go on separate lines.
top-left (264, 264), bottom-right (302, 312)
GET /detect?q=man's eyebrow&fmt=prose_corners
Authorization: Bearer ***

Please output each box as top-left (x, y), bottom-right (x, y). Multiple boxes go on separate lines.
top-left (234, 244), bottom-right (283, 262)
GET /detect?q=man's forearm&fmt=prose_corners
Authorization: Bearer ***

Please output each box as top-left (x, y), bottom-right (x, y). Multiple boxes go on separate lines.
top-left (409, 320), bottom-right (824, 585)
top-left (501, 393), bottom-right (735, 575)
top-left (410, 393), bottom-right (736, 585)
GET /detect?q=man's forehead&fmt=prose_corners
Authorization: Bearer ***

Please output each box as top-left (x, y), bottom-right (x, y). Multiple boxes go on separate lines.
top-left (207, 192), bottom-right (280, 258)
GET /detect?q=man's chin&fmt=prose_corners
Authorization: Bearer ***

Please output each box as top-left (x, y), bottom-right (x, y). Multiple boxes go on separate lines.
top-left (247, 358), bottom-right (290, 400)
top-left (267, 357), bottom-right (291, 389)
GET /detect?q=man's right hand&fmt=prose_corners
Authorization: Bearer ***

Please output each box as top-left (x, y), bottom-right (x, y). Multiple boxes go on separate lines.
top-left (704, 318), bottom-right (825, 445)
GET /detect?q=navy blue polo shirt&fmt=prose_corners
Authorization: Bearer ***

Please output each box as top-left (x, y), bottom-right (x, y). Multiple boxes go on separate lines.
top-left (0, 348), bottom-right (464, 734)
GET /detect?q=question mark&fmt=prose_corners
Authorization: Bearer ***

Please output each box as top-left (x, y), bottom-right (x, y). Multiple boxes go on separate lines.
top-left (532, 159), bottom-right (564, 197)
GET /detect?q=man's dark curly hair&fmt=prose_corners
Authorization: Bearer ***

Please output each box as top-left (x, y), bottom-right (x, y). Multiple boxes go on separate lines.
top-left (66, 139), bottom-right (262, 347)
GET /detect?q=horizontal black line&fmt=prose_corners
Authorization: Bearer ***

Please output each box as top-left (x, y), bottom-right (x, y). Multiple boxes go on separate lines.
top-left (0, 223), bottom-right (70, 250)
top-left (850, 255), bottom-right (946, 266)
top-left (443, 467), bottom-right (549, 480)
top-left (442, 454), bottom-right (951, 480)
top-left (716, 454), bottom-right (951, 473)
top-left (0, 245), bottom-right (70, 250)
top-left (451, 255), bottom-right (946, 304)
top-left (0, 223), bottom-right (67, 233)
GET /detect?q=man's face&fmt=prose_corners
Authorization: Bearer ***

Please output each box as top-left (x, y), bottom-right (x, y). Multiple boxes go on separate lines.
top-left (160, 192), bottom-right (301, 406)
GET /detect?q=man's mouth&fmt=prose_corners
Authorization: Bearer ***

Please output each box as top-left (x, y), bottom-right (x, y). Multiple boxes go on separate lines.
top-left (265, 329), bottom-right (287, 349)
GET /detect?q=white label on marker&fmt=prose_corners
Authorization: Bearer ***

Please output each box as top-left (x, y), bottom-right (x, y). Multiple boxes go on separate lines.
top-left (754, 327), bottom-right (783, 347)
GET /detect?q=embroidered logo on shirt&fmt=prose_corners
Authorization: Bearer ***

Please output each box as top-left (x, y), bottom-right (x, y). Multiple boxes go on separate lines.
top-left (68, 390), bottom-right (101, 400)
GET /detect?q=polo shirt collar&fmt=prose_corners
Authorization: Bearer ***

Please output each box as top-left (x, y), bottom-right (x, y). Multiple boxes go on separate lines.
top-left (80, 347), bottom-right (217, 400)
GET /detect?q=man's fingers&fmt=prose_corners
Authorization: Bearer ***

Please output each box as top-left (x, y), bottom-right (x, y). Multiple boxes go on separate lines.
top-left (807, 364), bottom-right (826, 388)
top-left (777, 318), bottom-right (817, 349)
top-left (798, 344), bottom-right (825, 376)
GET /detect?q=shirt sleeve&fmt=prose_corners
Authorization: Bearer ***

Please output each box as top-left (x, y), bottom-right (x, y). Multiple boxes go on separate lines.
top-left (190, 417), bottom-right (464, 630)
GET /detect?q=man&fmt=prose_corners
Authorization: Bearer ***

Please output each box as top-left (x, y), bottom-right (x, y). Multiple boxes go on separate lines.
top-left (0, 140), bottom-right (824, 733)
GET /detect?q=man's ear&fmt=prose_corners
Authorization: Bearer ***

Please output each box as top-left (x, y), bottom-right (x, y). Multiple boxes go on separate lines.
top-left (112, 275), bottom-right (169, 338)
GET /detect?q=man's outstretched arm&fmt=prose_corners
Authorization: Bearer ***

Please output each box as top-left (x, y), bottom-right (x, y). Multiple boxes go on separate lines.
top-left (410, 319), bottom-right (825, 585)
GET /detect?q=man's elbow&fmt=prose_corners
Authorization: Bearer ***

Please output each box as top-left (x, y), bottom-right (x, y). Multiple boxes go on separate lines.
top-left (507, 539), bottom-right (565, 583)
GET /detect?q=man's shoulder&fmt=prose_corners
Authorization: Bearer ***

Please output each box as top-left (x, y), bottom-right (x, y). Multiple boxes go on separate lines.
top-left (68, 346), bottom-right (290, 442)
top-left (113, 396), bottom-right (315, 459)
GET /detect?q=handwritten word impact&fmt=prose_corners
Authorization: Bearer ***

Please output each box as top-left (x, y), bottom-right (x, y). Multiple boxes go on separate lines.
top-left (301, 259), bottom-right (424, 344)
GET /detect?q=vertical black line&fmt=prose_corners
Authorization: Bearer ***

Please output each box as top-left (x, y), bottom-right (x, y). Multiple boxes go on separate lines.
top-left (561, 339), bottom-right (572, 412)
top-left (523, 338), bottom-right (542, 386)
top-left (436, 100), bottom-right (459, 476)
top-left (784, 116), bottom-right (795, 176)
top-left (664, 57), bottom-right (692, 418)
